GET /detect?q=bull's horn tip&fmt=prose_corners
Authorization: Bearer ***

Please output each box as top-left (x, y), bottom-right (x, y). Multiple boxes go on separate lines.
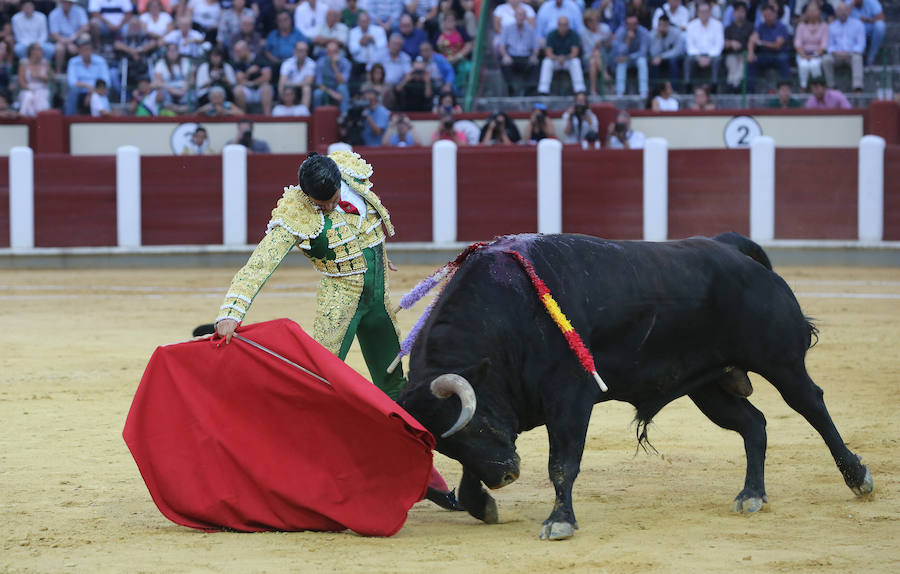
top-left (593, 371), bottom-right (608, 392)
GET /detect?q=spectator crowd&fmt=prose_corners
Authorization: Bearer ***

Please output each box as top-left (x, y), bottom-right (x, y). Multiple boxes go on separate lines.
top-left (0, 0), bottom-right (887, 146)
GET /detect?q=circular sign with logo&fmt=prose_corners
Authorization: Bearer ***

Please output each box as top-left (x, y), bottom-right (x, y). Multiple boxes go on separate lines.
top-left (723, 116), bottom-right (762, 148)
top-left (171, 122), bottom-right (200, 155)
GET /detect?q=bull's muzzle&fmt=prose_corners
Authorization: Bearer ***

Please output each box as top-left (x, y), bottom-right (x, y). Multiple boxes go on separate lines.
top-left (430, 374), bottom-right (477, 438)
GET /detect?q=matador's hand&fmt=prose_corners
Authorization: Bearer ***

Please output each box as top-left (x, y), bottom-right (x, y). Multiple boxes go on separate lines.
top-left (216, 318), bottom-right (239, 344)
top-left (388, 259), bottom-right (398, 272)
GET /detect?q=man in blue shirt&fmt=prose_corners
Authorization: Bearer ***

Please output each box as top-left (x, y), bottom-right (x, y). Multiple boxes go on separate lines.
top-left (265, 10), bottom-right (309, 85)
top-left (398, 14), bottom-right (428, 59)
top-left (360, 86), bottom-right (391, 146)
top-left (823, 2), bottom-right (865, 91)
top-left (49, 0), bottom-right (89, 73)
top-left (314, 39), bottom-right (352, 113)
top-left (612, 11), bottom-right (649, 98)
top-left (746, 4), bottom-right (789, 92)
top-left (849, 0), bottom-right (885, 66)
top-left (65, 37), bottom-right (110, 115)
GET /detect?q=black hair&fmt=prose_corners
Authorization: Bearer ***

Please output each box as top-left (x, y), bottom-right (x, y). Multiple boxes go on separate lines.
top-left (809, 76), bottom-right (827, 87)
top-left (732, 1), bottom-right (748, 11)
top-left (297, 152), bottom-right (341, 201)
top-left (657, 13), bottom-right (670, 23)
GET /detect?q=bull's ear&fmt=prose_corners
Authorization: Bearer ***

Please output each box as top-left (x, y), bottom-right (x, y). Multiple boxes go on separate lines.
top-left (460, 358), bottom-right (491, 384)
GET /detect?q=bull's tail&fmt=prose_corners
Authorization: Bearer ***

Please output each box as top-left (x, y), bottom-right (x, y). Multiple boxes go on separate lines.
top-left (712, 231), bottom-right (772, 270)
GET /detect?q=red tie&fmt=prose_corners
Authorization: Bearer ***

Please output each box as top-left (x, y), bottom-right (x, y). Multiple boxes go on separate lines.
top-left (338, 200), bottom-right (359, 215)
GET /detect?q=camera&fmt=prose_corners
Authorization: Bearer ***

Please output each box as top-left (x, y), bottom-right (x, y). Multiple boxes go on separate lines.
top-left (239, 130), bottom-right (253, 147)
top-left (575, 104), bottom-right (587, 116)
top-left (341, 99), bottom-right (368, 146)
top-left (614, 121), bottom-right (627, 133)
top-left (535, 109), bottom-right (546, 122)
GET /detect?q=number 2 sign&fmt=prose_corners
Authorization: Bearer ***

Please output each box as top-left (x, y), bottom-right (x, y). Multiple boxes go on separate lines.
top-left (723, 116), bottom-right (763, 148)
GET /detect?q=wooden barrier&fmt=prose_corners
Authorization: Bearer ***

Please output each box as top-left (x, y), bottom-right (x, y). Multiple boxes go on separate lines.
top-left (141, 156), bottom-right (222, 245)
top-left (669, 149), bottom-right (750, 239)
top-left (562, 148), bottom-right (643, 239)
top-left (774, 149), bottom-right (858, 240)
top-left (0, 157), bottom-right (8, 248)
top-left (884, 146), bottom-right (900, 242)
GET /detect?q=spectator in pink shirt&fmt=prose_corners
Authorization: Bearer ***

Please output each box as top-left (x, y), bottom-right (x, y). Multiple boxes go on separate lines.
top-left (793, 1), bottom-right (828, 90)
top-left (806, 76), bottom-right (850, 109)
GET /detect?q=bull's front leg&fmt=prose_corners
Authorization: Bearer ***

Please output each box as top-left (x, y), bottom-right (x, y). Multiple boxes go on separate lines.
top-left (540, 405), bottom-right (592, 540)
top-left (458, 467), bottom-right (499, 524)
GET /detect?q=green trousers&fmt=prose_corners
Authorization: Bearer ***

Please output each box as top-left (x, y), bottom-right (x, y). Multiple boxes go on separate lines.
top-left (334, 246), bottom-right (407, 400)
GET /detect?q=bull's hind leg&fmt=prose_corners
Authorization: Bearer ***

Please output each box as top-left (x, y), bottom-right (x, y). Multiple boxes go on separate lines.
top-left (767, 366), bottom-right (873, 496)
top-left (539, 403), bottom-right (592, 541)
top-left (689, 384), bottom-right (768, 513)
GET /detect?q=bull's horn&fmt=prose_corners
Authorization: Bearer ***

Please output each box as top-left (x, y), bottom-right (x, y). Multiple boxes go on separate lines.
top-left (430, 374), bottom-right (477, 438)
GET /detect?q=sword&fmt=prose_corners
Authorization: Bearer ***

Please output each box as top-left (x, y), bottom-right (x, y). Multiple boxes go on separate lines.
top-left (233, 334), bottom-right (332, 387)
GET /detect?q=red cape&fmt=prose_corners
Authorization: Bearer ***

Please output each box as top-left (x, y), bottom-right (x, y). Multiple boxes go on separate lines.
top-left (123, 318), bottom-right (435, 536)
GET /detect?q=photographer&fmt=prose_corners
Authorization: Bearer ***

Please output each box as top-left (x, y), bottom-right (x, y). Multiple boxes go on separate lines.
top-left (226, 119), bottom-right (271, 153)
top-left (431, 112), bottom-right (468, 145)
top-left (479, 111), bottom-right (521, 145)
top-left (359, 86), bottom-right (391, 147)
top-left (382, 113), bottom-right (420, 146)
top-left (395, 56), bottom-right (433, 112)
top-left (561, 91), bottom-right (598, 144)
top-left (606, 110), bottom-right (646, 149)
top-left (525, 102), bottom-right (557, 144)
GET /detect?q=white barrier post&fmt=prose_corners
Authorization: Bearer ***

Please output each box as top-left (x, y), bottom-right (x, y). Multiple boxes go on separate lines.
top-left (750, 136), bottom-right (776, 242)
top-left (642, 137), bottom-right (668, 241)
top-left (432, 140), bottom-right (457, 243)
top-left (537, 138), bottom-right (562, 234)
top-left (9, 146), bottom-right (34, 249)
top-left (222, 144), bottom-right (248, 246)
top-left (858, 135), bottom-right (885, 243)
top-left (116, 145), bottom-right (141, 248)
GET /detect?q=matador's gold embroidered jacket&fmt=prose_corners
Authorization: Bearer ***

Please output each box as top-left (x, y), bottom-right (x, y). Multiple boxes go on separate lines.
top-left (216, 151), bottom-right (399, 354)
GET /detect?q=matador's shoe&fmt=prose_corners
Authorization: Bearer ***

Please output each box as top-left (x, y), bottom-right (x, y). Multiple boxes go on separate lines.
top-left (425, 487), bottom-right (464, 511)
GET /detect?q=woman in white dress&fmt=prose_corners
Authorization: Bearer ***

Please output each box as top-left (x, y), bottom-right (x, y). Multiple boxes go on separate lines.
top-left (17, 43), bottom-right (50, 117)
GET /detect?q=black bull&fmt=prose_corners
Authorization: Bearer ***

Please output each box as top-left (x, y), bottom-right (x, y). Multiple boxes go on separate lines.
top-left (397, 233), bottom-right (874, 540)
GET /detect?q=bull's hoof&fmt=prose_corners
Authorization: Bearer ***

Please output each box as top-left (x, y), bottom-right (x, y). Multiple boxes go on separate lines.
top-left (851, 466), bottom-right (874, 497)
top-left (732, 493), bottom-right (768, 514)
top-left (539, 521), bottom-right (576, 541)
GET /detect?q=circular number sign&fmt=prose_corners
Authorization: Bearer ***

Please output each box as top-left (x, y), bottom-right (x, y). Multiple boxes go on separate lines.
top-left (723, 116), bottom-right (763, 148)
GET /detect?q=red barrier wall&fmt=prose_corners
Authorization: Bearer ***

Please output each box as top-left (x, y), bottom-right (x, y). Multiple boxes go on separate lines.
top-left (141, 156), bottom-right (223, 245)
top-left (364, 148), bottom-right (433, 242)
top-left (884, 146), bottom-right (900, 241)
top-left (247, 155), bottom-right (302, 243)
top-left (774, 148), bottom-right (858, 240)
top-left (33, 156), bottom-right (116, 247)
top-left (562, 149), bottom-right (643, 239)
top-left (457, 147), bottom-right (537, 241)
top-left (669, 149), bottom-right (750, 239)
top-left (0, 158), bottom-right (8, 248)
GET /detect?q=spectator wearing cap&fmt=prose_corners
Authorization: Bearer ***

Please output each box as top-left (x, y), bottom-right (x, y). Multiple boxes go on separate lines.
top-left (849, 0), bottom-right (885, 66)
top-left (312, 9), bottom-right (349, 59)
top-left (537, 15), bottom-right (585, 95)
top-left (561, 90), bottom-right (598, 144)
top-left (793, 0), bottom-right (828, 90)
top-left (88, 0), bottom-right (133, 41)
top-left (65, 36), bottom-right (110, 115)
top-left (359, 85), bottom-right (391, 146)
top-left (499, 5), bottom-right (539, 97)
top-left (279, 40), bottom-right (316, 110)
top-left (49, 0), bottom-right (89, 72)
top-left (12, 0), bottom-right (55, 60)
top-left (823, 2), bottom-right (864, 92)
top-left (314, 38), bottom-right (351, 113)
top-left (536, 0), bottom-right (582, 38)
top-left (683, 2), bottom-right (722, 93)
top-left (649, 14), bottom-right (683, 93)
top-left (806, 76), bottom-right (850, 109)
top-left (397, 13), bottom-right (427, 59)
top-left (723, 1), bottom-right (753, 92)
top-left (525, 102), bottom-right (557, 143)
top-left (612, 10), bottom-right (650, 98)
top-left (747, 3), bottom-right (790, 91)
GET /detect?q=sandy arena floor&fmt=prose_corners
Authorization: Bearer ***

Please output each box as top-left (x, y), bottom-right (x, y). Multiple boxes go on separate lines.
top-left (1, 261), bottom-right (898, 573)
